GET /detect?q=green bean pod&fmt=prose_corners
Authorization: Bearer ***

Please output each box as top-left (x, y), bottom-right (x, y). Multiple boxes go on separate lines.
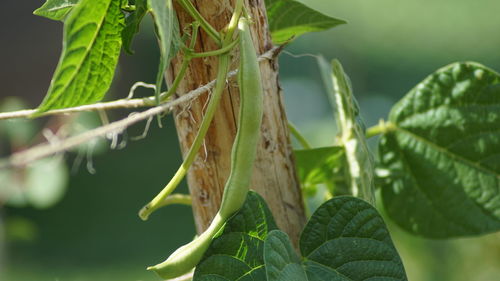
top-left (147, 17), bottom-right (264, 279)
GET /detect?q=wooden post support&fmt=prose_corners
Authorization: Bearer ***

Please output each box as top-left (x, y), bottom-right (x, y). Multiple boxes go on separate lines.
top-left (168, 0), bottom-right (306, 245)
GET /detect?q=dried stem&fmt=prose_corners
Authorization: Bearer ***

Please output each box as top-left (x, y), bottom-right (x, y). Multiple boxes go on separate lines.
top-left (0, 47), bottom-right (280, 169)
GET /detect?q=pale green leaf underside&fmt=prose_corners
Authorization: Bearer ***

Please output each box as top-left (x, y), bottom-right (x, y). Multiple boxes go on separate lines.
top-left (265, 0), bottom-right (345, 44)
top-left (319, 57), bottom-right (375, 204)
top-left (379, 62), bottom-right (500, 238)
top-left (34, 0), bottom-right (79, 21)
top-left (35, 0), bottom-right (124, 114)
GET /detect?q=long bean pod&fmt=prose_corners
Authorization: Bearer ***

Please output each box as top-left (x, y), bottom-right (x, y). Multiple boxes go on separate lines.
top-left (147, 17), bottom-right (263, 279)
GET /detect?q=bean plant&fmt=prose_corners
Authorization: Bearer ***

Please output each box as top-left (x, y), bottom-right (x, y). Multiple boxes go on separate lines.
top-left (1, 0), bottom-right (499, 280)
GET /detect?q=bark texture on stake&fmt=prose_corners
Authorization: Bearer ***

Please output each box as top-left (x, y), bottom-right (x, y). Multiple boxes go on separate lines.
top-left (168, 0), bottom-right (306, 245)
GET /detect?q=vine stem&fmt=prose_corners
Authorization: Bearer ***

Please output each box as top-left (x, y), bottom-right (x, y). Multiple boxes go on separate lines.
top-left (139, 54), bottom-right (231, 220)
top-left (0, 47), bottom-right (281, 169)
top-left (177, 0), bottom-right (221, 45)
top-left (365, 119), bottom-right (395, 138)
top-left (160, 22), bottom-right (200, 102)
top-left (158, 193), bottom-right (192, 208)
top-left (139, 0), bottom-right (246, 220)
top-left (288, 122), bottom-right (312, 149)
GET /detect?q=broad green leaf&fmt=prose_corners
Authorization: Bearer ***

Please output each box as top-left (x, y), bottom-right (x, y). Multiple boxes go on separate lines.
top-left (294, 146), bottom-right (352, 200)
top-left (122, 0), bottom-right (149, 54)
top-left (294, 146), bottom-right (343, 187)
top-left (193, 192), bottom-right (277, 281)
top-left (36, 0), bottom-right (124, 114)
top-left (148, 0), bottom-right (174, 103)
top-left (301, 196), bottom-right (407, 281)
top-left (34, 0), bottom-right (79, 21)
top-left (265, 0), bottom-right (345, 44)
top-left (379, 62), bottom-right (500, 238)
top-left (264, 230), bottom-right (308, 281)
top-left (319, 57), bottom-right (375, 204)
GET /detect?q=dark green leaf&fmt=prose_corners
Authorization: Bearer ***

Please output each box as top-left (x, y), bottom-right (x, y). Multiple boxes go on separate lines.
top-left (301, 196), bottom-right (407, 281)
top-left (34, 0), bottom-right (79, 21)
top-left (265, 0), bottom-right (345, 44)
top-left (148, 0), bottom-right (174, 103)
top-left (194, 192), bottom-right (277, 281)
top-left (35, 0), bottom-right (124, 113)
top-left (379, 62), bottom-right (500, 238)
top-left (318, 57), bottom-right (375, 204)
top-left (264, 230), bottom-right (307, 281)
top-left (236, 266), bottom-right (267, 281)
top-left (195, 255), bottom-right (252, 281)
top-left (122, 0), bottom-right (148, 54)
top-left (222, 191), bottom-right (278, 238)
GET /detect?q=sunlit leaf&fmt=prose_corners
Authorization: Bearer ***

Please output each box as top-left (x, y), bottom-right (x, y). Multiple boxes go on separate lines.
top-left (35, 0), bottom-right (124, 113)
top-left (265, 0), bottom-right (345, 44)
top-left (318, 57), bottom-right (375, 204)
top-left (33, 0), bottom-right (79, 21)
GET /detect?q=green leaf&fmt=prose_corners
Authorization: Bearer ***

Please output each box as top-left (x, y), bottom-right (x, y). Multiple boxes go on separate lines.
top-left (34, 0), bottom-right (79, 21)
top-left (35, 0), bottom-right (124, 114)
top-left (193, 192), bottom-right (277, 281)
top-left (300, 196), bottom-right (407, 281)
top-left (318, 57), bottom-right (375, 204)
top-left (265, 0), bottom-right (345, 44)
top-left (221, 191), bottom-right (278, 238)
top-left (122, 0), bottom-right (148, 54)
top-left (379, 62), bottom-right (500, 238)
top-left (294, 146), bottom-right (343, 188)
top-left (264, 230), bottom-right (307, 281)
top-left (147, 0), bottom-right (174, 103)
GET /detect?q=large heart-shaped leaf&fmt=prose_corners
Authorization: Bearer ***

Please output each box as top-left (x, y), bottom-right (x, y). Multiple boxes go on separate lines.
top-left (34, 0), bottom-right (79, 21)
top-left (318, 58), bottom-right (375, 204)
top-left (35, 0), bottom-right (124, 114)
top-left (379, 62), bottom-right (500, 238)
top-left (262, 197), bottom-right (407, 281)
top-left (265, 0), bottom-right (345, 44)
top-left (300, 197), bottom-right (407, 281)
top-left (193, 191), bottom-right (278, 281)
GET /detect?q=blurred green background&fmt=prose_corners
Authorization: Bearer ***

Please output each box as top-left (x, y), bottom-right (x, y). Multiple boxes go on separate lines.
top-left (1, 0), bottom-right (499, 280)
